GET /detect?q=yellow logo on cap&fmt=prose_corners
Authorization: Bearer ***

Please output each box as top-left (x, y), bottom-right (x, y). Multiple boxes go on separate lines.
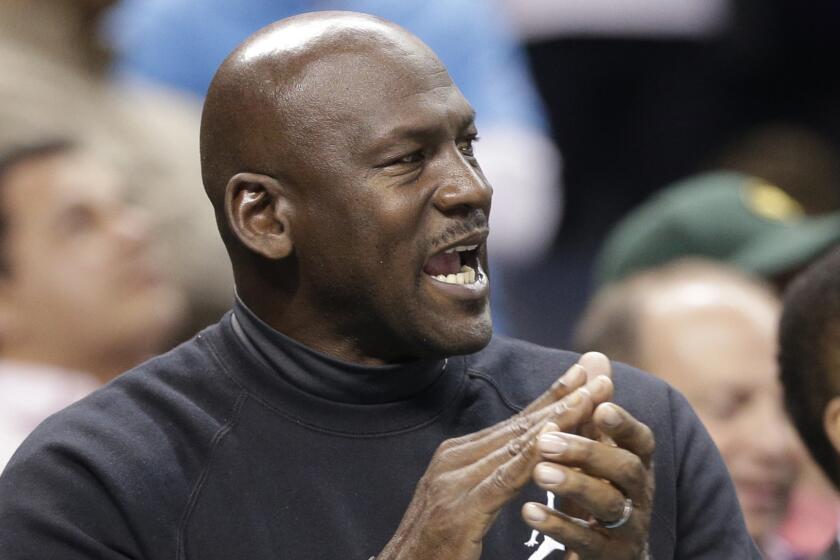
top-left (742, 180), bottom-right (804, 223)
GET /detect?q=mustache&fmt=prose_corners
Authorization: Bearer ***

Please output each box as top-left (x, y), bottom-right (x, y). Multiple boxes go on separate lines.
top-left (428, 210), bottom-right (488, 250)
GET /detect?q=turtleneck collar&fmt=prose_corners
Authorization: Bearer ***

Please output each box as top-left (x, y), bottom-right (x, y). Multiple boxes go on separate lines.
top-left (232, 297), bottom-right (449, 405)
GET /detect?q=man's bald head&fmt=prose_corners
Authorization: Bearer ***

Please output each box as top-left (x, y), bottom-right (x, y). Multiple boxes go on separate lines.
top-left (575, 259), bottom-right (779, 364)
top-left (200, 11), bottom-right (446, 247)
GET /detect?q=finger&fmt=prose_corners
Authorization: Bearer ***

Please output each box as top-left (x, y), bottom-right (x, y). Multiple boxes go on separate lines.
top-left (541, 375), bottom-right (614, 429)
top-left (468, 434), bottom-right (541, 515)
top-left (433, 364), bottom-right (588, 468)
top-left (537, 432), bottom-right (648, 502)
top-left (466, 376), bottom-right (614, 513)
top-left (577, 353), bottom-right (612, 441)
top-left (472, 375), bottom-right (614, 480)
top-left (522, 503), bottom-right (610, 556)
top-left (594, 403), bottom-right (656, 467)
top-left (516, 355), bottom-right (610, 431)
top-left (522, 362), bottom-right (590, 416)
top-left (577, 351), bottom-right (612, 382)
top-left (533, 462), bottom-right (627, 523)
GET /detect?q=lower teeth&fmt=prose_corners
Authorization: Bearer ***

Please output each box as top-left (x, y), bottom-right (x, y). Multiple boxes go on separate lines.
top-left (434, 265), bottom-right (478, 285)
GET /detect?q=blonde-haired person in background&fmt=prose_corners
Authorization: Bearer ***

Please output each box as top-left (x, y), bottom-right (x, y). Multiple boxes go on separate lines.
top-left (576, 259), bottom-right (812, 559)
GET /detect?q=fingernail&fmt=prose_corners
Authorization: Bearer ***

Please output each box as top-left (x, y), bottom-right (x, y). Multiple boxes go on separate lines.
top-left (524, 503), bottom-right (548, 522)
top-left (535, 464), bottom-right (566, 484)
top-left (566, 364), bottom-right (586, 385)
top-left (538, 433), bottom-right (568, 455)
top-left (539, 421), bottom-right (559, 436)
top-left (600, 403), bottom-right (622, 427)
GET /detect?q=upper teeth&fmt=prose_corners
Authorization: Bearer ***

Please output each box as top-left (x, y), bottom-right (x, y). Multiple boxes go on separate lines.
top-left (444, 244), bottom-right (479, 254)
top-left (433, 265), bottom-right (481, 285)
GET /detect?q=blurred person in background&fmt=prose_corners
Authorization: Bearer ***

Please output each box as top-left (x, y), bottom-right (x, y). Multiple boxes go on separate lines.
top-left (592, 154), bottom-right (840, 557)
top-left (0, 141), bottom-right (186, 470)
top-left (780, 246), bottom-right (840, 560)
top-left (0, 0), bottom-right (233, 337)
top-left (493, 0), bottom-right (840, 349)
top-left (107, 0), bottom-right (563, 330)
top-left (575, 259), bottom-right (809, 558)
top-left (596, 157), bottom-right (840, 291)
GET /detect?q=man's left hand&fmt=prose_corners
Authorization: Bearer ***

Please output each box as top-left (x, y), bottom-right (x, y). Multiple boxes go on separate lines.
top-left (522, 402), bottom-right (655, 560)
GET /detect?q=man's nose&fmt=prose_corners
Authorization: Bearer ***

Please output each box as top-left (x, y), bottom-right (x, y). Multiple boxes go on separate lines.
top-left (113, 206), bottom-right (154, 252)
top-left (431, 147), bottom-right (493, 216)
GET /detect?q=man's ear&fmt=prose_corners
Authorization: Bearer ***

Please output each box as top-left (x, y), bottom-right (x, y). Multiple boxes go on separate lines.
top-left (225, 172), bottom-right (294, 259)
top-left (823, 397), bottom-right (840, 455)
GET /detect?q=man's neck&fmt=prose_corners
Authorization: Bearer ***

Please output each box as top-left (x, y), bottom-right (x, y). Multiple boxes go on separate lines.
top-left (233, 286), bottom-right (397, 366)
top-left (0, 0), bottom-right (112, 75)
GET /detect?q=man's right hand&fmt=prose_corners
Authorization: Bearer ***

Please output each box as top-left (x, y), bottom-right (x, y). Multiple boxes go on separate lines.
top-left (376, 353), bottom-right (614, 560)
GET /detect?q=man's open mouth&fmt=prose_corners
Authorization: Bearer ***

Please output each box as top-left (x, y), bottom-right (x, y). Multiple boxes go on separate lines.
top-left (422, 243), bottom-right (485, 286)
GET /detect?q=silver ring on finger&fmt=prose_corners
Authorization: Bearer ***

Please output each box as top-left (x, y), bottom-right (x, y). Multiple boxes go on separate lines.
top-left (594, 498), bottom-right (633, 530)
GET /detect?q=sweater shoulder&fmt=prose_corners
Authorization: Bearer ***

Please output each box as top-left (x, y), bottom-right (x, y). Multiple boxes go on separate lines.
top-left (465, 335), bottom-right (672, 416)
top-left (8, 322), bottom-right (243, 494)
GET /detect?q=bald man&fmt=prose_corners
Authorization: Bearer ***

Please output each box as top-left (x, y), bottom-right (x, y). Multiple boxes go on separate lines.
top-left (0, 12), bottom-right (758, 559)
top-left (576, 260), bottom-right (804, 557)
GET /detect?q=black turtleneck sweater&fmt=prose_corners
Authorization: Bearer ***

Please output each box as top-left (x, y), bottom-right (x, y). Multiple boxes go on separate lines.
top-left (0, 303), bottom-right (760, 559)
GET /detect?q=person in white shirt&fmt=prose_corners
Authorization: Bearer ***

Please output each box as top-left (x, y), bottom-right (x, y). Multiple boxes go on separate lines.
top-left (0, 140), bottom-right (186, 470)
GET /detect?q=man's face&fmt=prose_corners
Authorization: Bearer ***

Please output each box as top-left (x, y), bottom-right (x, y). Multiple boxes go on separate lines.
top-left (640, 286), bottom-right (801, 541)
top-left (281, 50), bottom-right (493, 362)
top-left (0, 152), bottom-right (185, 368)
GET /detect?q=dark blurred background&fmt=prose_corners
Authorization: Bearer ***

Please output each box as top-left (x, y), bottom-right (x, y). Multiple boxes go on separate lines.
top-left (505, 0), bottom-right (840, 346)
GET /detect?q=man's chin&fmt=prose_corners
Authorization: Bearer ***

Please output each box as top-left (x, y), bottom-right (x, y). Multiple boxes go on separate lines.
top-left (419, 315), bottom-right (493, 358)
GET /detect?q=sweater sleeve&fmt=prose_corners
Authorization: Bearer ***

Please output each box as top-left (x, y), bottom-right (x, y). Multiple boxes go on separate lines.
top-left (0, 427), bottom-right (144, 559)
top-left (668, 386), bottom-right (763, 558)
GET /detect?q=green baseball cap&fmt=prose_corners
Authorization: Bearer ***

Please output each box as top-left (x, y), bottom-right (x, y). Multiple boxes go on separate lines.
top-left (596, 171), bottom-right (840, 286)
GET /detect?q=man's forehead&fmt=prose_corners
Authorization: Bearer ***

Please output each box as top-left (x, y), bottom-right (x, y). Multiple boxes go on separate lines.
top-left (289, 49), bottom-right (472, 138)
top-left (200, 12), bottom-right (471, 192)
top-left (303, 49), bottom-right (454, 104)
top-left (7, 154), bottom-right (124, 208)
top-left (239, 13), bottom-right (409, 63)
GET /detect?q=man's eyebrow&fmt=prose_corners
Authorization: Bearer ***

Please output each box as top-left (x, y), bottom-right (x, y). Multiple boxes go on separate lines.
top-left (367, 111), bottom-right (478, 153)
top-left (382, 111), bottom-right (475, 138)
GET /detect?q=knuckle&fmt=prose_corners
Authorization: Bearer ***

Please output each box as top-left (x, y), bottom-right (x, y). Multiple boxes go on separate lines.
top-left (551, 401), bottom-right (571, 422)
top-left (433, 439), bottom-right (460, 463)
top-left (625, 455), bottom-right (646, 485)
top-left (507, 414), bottom-right (531, 438)
top-left (436, 437), bottom-right (457, 454)
top-left (491, 467), bottom-right (513, 492)
top-left (440, 446), bottom-right (471, 468)
top-left (617, 455), bottom-right (645, 487)
top-left (422, 471), bottom-right (457, 497)
top-left (505, 437), bottom-right (526, 458)
top-left (578, 439), bottom-right (595, 463)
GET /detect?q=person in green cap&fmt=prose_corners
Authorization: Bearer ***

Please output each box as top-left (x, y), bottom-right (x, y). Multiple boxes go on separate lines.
top-left (596, 171), bottom-right (840, 290)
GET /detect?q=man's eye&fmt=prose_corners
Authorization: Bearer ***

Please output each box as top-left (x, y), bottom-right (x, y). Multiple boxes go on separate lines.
top-left (458, 137), bottom-right (479, 158)
top-left (396, 152), bottom-right (423, 165)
